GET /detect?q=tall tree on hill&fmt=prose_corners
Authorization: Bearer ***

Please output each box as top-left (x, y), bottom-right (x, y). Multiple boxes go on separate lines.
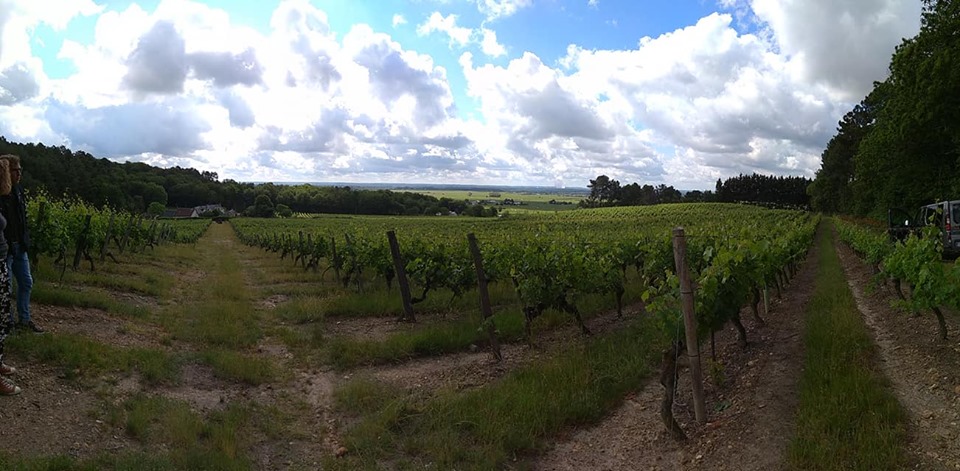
top-left (716, 173), bottom-right (811, 208)
top-left (809, 86), bottom-right (886, 213)
top-left (851, 0), bottom-right (960, 216)
top-left (586, 175), bottom-right (622, 206)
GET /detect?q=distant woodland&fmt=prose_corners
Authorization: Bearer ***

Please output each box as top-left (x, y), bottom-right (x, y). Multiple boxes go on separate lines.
top-left (0, 137), bottom-right (496, 217)
top-left (808, 0), bottom-right (960, 217)
top-left (583, 173), bottom-right (811, 209)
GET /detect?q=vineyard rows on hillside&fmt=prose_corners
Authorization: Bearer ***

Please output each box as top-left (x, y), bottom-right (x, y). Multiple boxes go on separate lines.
top-left (7, 202), bottom-right (960, 470)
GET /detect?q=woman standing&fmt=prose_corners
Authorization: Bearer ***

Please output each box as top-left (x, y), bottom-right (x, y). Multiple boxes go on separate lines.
top-left (0, 159), bottom-right (20, 395)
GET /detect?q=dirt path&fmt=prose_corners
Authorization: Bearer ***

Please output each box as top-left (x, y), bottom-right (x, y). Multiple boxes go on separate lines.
top-left (533, 226), bottom-right (821, 470)
top-left (0, 224), bottom-right (341, 468)
top-left (834, 231), bottom-right (960, 470)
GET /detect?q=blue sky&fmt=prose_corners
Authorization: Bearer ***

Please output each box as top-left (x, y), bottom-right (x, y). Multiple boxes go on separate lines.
top-left (0, 0), bottom-right (922, 188)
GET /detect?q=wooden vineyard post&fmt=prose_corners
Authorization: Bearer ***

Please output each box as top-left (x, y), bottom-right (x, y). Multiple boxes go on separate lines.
top-left (144, 220), bottom-right (157, 250)
top-left (672, 227), bottom-right (707, 424)
top-left (467, 233), bottom-right (503, 362)
top-left (134, 216), bottom-right (144, 251)
top-left (298, 231), bottom-right (306, 268)
top-left (100, 212), bottom-right (115, 262)
top-left (330, 237), bottom-right (340, 283)
top-left (31, 201), bottom-right (46, 267)
top-left (387, 231), bottom-right (416, 323)
top-left (73, 214), bottom-right (92, 270)
top-left (119, 214), bottom-right (134, 253)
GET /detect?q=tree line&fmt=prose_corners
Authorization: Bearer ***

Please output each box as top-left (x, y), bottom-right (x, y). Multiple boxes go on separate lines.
top-left (808, 0), bottom-right (959, 217)
top-left (583, 173), bottom-right (811, 208)
top-left (0, 137), bottom-right (497, 217)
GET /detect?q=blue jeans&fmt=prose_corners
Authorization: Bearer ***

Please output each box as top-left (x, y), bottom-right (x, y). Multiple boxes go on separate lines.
top-left (6, 243), bottom-right (32, 324)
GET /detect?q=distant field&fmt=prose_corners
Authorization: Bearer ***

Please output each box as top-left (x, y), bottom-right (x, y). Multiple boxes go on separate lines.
top-left (402, 189), bottom-right (584, 211)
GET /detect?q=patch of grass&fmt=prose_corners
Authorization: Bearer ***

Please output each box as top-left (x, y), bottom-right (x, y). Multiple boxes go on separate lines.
top-left (274, 296), bottom-right (327, 324)
top-left (329, 316), bottom-right (665, 469)
top-left (335, 377), bottom-right (404, 415)
top-left (32, 284), bottom-right (150, 318)
top-left (0, 452), bottom-right (181, 471)
top-left (199, 349), bottom-right (278, 385)
top-left (324, 273), bottom-right (645, 321)
top-left (788, 219), bottom-right (908, 470)
top-left (271, 324), bottom-right (317, 348)
top-left (324, 284), bottom-right (644, 370)
top-left (106, 394), bottom-right (252, 470)
top-left (167, 299), bottom-right (261, 349)
top-left (8, 332), bottom-right (179, 385)
top-left (160, 227), bottom-right (262, 350)
top-left (261, 282), bottom-right (339, 298)
top-left (37, 264), bottom-right (171, 298)
top-left (326, 310), bottom-right (525, 370)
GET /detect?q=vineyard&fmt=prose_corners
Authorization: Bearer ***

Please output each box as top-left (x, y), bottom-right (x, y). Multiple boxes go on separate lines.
top-left (232, 203), bottom-right (819, 447)
top-left (25, 190), bottom-right (210, 273)
top-left (7, 200), bottom-right (960, 470)
top-left (836, 217), bottom-right (959, 339)
top-left (232, 204), bottom-right (816, 351)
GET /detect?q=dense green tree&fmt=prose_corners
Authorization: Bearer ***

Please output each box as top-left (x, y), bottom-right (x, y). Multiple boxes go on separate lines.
top-left (275, 203), bottom-right (293, 218)
top-left (252, 194), bottom-right (275, 218)
top-left (656, 184), bottom-right (682, 203)
top-left (586, 175), bottom-right (622, 206)
top-left (716, 173), bottom-right (811, 208)
top-left (147, 201), bottom-right (166, 217)
top-left (841, 0), bottom-right (960, 216)
top-left (809, 86), bottom-right (885, 213)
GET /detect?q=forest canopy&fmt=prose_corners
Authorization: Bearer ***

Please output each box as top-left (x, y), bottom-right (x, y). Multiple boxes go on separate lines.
top-left (809, 0), bottom-right (960, 217)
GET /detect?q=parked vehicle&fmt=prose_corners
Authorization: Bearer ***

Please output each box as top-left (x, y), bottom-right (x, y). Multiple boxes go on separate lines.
top-left (888, 200), bottom-right (960, 258)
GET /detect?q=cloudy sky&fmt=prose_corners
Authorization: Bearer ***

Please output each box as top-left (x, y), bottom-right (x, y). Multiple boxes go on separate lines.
top-left (0, 0), bottom-right (921, 189)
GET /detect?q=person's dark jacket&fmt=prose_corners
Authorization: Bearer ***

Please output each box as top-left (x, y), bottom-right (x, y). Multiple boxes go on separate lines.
top-left (0, 185), bottom-right (30, 253)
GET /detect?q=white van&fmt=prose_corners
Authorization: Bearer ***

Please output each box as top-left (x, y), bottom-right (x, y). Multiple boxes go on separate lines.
top-left (890, 201), bottom-right (960, 257)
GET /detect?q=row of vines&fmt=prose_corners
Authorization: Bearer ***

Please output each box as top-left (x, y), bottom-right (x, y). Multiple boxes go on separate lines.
top-left (836, 218), bottom-right (957, 339)
top-left (232, 204), bottom-right (817, 340)
top-left (233, 204), bottom-right (819, 436)
top-left (25, 189), bottom-right (211, 272)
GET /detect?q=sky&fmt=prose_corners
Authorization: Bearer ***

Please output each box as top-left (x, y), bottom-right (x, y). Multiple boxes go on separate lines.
top-left (0, 0), bottom-right (922, 189)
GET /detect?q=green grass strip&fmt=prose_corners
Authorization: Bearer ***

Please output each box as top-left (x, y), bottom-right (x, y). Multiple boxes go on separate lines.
top-left (788, 219), bottom-right (908, 470)
top-left (198, 349), bottom-right (278, 385)
top-left (8, 332), bottom-right (179, 385)
top-left (328, 316), bottom-right (665, 470)
top-left (326, 310), bottom-right (526, 370)
top-left (325, 287), bottom-right (644, 370)
top-left (33, 284), bottom-right (150, 318)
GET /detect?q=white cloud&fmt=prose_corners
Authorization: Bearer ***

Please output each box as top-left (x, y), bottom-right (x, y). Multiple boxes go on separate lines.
top-left (459, 12), bottom-right (853, 187)
top-left (416, 12), bottom-right (472, 47)
top-left (479, 28), bottom-right (506, 57)
top-left (477, 0), bottom-right (533, 21)
top-left (392, 14), bottom-right (406, 27)
top-left (416, 13), bottom-right (506, 58)
top-left (742, 0), bottom-right (921, 100)
top-left (588, 0), bottom-right (599, 8)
